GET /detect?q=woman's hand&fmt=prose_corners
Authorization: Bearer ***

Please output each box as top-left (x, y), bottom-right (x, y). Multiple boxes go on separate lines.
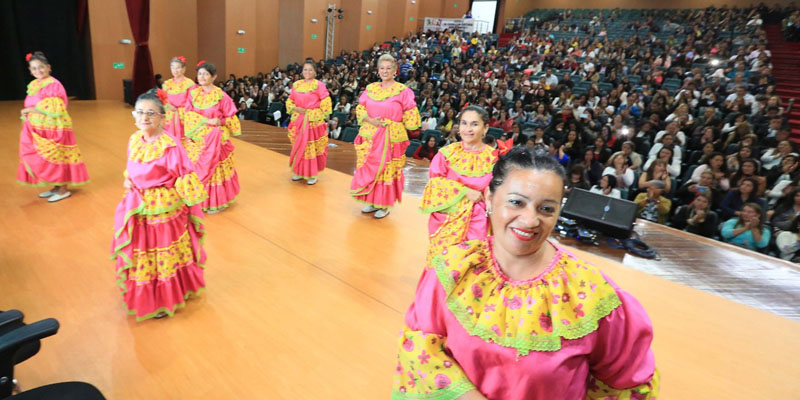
top-left (123, 177), bottom-right (133, 189)
top-left (293, 106), bottom-right (307, 114)
top-left (20, 107), bottom-right (38, 116)
top-left (466, 188), bottom-right (482, 202)
top-left (165, 103), bottom-right (176, 111)
top-left (205, 118), bottom-right (221, 126)
top-left (748, 215), bottom-right (761, 229)
top-left (365, 116), bottom-right (386, 127)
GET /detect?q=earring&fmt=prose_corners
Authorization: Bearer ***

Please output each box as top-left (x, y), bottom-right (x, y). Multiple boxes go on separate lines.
top-left (485, 208), bottom-right (492, 217)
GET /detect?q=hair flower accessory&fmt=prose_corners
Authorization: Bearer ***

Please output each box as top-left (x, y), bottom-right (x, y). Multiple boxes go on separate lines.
top-left (493, 138), bottom-right (514, 157)
top-left (197, 60), bottom-right (206, 67)
top-left (155, 88), bottom-right (169, 105)
top-left (177, 56), bottom-right (186, 63)
top-left (25, 53), bottom-right (32, 62)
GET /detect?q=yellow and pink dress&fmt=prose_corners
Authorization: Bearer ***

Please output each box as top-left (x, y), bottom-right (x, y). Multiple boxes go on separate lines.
top-left (162, 77), bottom-right (197, 140)
top-left (183, 86), bottom-right (241, 212)
top-left (350, 82), bottom-right (420, 208)
top-left (393, 238), bottom-right (660, 399)
top-left (111, 131), bottom-right (207, 321)
top-left (286, 79), bottom-right (332, 179)
top-left (420, 142), bottom-right (497, 260)
top-left (17, 77), bottom-right (89, 187)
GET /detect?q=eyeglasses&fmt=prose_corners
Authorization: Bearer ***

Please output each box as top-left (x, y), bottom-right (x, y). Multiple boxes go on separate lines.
top-left (132, 110), bottom-right (163, 118)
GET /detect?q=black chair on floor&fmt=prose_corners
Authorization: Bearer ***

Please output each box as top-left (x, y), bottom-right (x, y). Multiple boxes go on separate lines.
top-left (0, 310), bottom-right (105, 399)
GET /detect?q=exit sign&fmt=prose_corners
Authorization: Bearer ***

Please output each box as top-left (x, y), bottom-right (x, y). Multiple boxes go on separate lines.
top-left (237, 48), bottom-right (246, 53)
top-left (113, 62), bottom-right (125, 69)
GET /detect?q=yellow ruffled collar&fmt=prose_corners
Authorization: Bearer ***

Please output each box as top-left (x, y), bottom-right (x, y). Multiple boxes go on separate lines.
top-left (366, 82), bottom-right (406, 101)
top-left (27, 77), bottom-right (54, 96)
top-left (293, 79), bottom-right (319, 93)
top-left (163, 77), bottom-right (195, 94)
top-left (438, 142), bottom-right (497, 177)
top-left (190, 86), bottom-right (223, 109)
top-left (128, 130), bottom-right (177, 163)
top-left (433, 238), bottom-right (621, 356)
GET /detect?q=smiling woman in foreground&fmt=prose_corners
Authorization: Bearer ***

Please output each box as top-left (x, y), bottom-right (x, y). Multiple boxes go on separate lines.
top-left (392, 148), bottom-right (659, 399)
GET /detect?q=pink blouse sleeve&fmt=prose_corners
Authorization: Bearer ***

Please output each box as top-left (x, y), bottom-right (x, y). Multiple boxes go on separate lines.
top-left (401, 88), bottom-right (417, 111)
top-left (219, 92), bottom-right (237, 118)
top-left (48, 80), bottom-right (69, 107)
top-left (586, 284), bottom-right (660, 398)
top-left (317, 81), bottom-right (331, 100)
top-left (428, 152), bottom-right (448, 179)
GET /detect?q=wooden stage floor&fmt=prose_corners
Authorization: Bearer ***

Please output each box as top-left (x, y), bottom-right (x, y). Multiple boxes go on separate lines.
top-left (1, 100), bottom-right (799, 399)
top-left (240, 120), bottom-right (800, 322)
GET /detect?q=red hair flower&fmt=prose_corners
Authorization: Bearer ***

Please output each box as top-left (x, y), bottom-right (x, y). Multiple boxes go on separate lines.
top-left (177, 56), bottom-right (186, 63)
top-left (493, 138), bottom-right (514, 157)
top-left (25, 53), bottom-right (32, 62)
top-left (196, 60), bottom-right (206, 67)
top-left (155, 88), bottom-right (169, 105)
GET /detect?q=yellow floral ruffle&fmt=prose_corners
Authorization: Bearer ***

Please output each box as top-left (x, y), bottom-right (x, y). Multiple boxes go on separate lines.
top-left (174, 173), bottom-right (208, 206)
top-left (162, 77), bottom-right (195, 95)
top-left (433, 239), bottom-right (622, 356)
top-left (224, 116), bottom-right (242, 137)
top-left (31, 131), bottom-right (84, 164)
top-left (139, 186), bottom-right (184, 215)
top-left (27, 77), bottom-right (54, 96)
top-left (392, 328), bottom-right (476, 399)
top-left (129, 230), bottom-right (196, 283)
top-left (359, 120), bottom-right (409, 143)
top-left (207, 154), bottom-right (236, 186)
top-left (286, 98), bottom-right (296, 114)
top-left (366, 82), bottom-right (406, 101)
top-left (293, 79), bottom-right (319, 93)
top-left (356, 104), bottom-right (368, 125)
top-left (320, 96), bottom-right (332, 116)
top-left (128, 131), bottom-right (177, 163)
top-left (183, 136), bottom-right (204, 163)
top-left (304, 136), bottom-right (328, 160)
top-left (438, 143), bottom-right (497, 177)
top-left (189, 86), bottom-right (223, 110)
top-left (402, 108), bottom-right (421, 131)
top-left (34, 97), bottom-right (69, 118)
top-left (183, 111), bottom-right (208, 141)
top-left (378, 157), bottom-right (406, 184)
top-left (586, 369), bottom-right (660, 399)
top-left (420, 176), bottom-right (468, 214)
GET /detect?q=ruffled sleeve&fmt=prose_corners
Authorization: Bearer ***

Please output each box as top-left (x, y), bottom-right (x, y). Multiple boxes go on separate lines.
top-left (286, 96), bottom-right (296, 115)
top-left (420, 153), bottom-right (467, 214)
top-left (585, 287), bottom-right (660, 399)
top-left (318, 82), bottom-right (332, 116)
top-left (34, 96), bottom-right (68, 118)
top-left (393, 268), bottom-right (477, 399)
top-left (220, 93), bottom-right (241, 137)
top-left (401, 89), bottom-right (421, 131)
top-left (168, 140), bottom-right (209, 207)
top-left (356, 90), bottom-right (369, 125)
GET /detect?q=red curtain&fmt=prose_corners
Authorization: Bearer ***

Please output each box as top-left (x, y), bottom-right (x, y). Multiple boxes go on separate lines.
top-left (125, 0), bottom-right (155, 99)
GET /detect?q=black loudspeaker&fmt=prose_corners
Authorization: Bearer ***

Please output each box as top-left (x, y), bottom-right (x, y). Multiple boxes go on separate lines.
top-left (123, 79), bottom-right (134, 106)
top-left (561, 188), bottom-right (638, 238)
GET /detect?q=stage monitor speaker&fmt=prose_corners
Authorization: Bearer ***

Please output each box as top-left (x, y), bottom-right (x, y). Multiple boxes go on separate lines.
top-left (561, 188), bottom-right (638, 238)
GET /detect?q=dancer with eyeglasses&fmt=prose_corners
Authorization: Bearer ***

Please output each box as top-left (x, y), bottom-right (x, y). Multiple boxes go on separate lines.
top-left (111, 89), bottom-right (207, 321)
top-left (17, 51), bottom-right (89, 202)
top-left (183, 61), bottom-right (241, 213)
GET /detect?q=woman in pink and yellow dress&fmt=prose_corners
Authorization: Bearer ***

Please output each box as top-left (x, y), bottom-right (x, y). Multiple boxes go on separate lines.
top-left (393, 148), bottom-right (660, 400)
top-left (420, 105), bottom-right (497, 261)
top-left (111, 89), bottom-right (207, 321)
top-left (182, 61), bottom-right (241, 213)
top-left (17, 51), bottom-right (89, 202)
top-left (286, 60), bottom-right (332, 185)
top-left (161, 56), bottom-right (197, 140)
top-left (350, 54), bottom-right (421, 219)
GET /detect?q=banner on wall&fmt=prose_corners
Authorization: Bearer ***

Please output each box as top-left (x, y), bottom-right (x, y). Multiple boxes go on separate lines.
top-left (423, 18), bottom-right (477, 33)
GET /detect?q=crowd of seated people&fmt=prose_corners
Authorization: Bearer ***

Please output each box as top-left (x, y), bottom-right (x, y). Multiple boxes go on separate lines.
top-left (209, 4), bottom-right (800, 260)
